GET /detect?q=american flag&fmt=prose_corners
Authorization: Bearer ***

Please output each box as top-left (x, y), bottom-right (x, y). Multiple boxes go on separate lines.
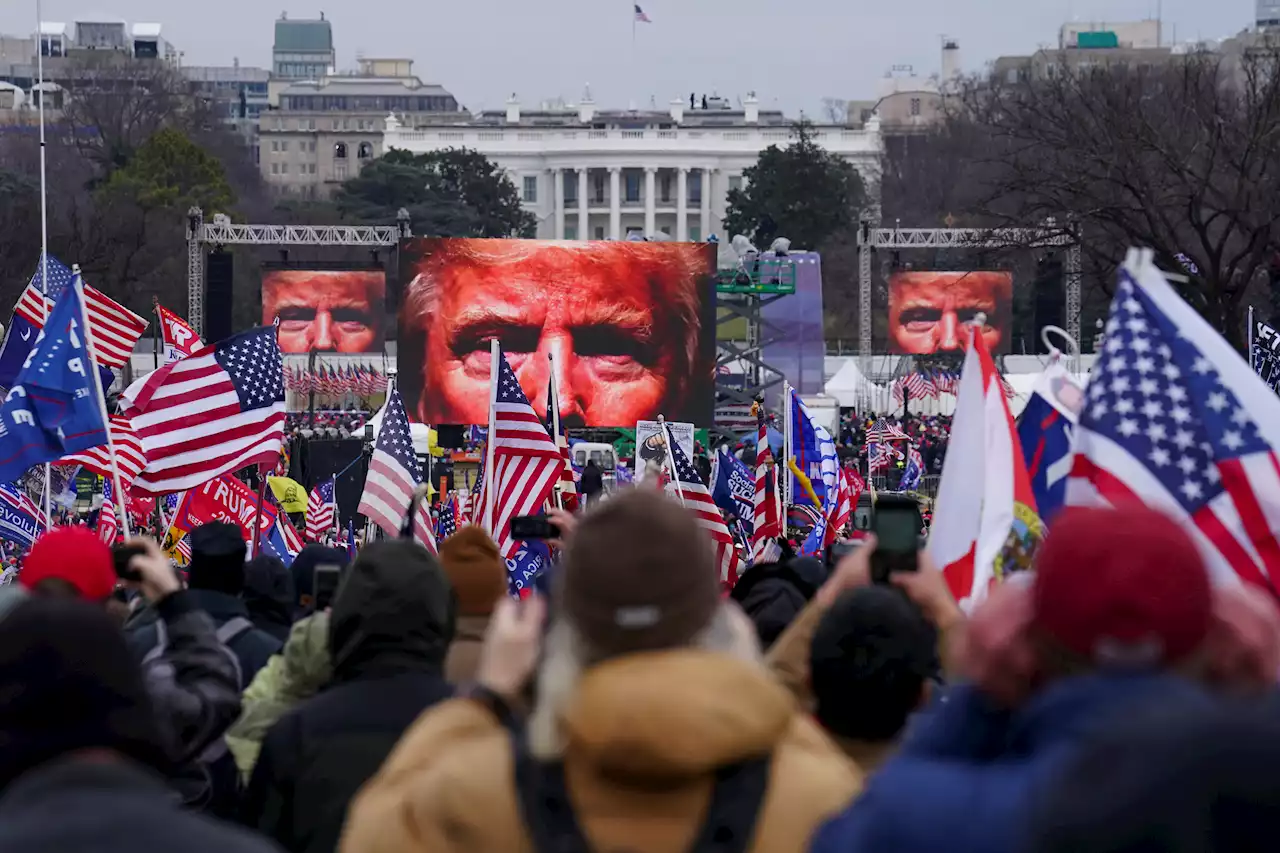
top-left (919, 370), bottom-right (939, 400)
top-left (125, 326), bottom-right (286, 496)
top-left (437, 500), bottom-right (457, 540)
top-left (357, 386), bottom-right (436, 553)
top-left (546, 380), bottom-right (578, 510)
top-left (866, 417), bottom-right (911, 443)
top-left (56, 415), bottom-right (147, 491)
top-left (751, 403), bottom-right (781, 562)
top-left (634, 3), bottom-right (652, 22)
top-left (476, 350), bottom-right (562, 560)
top-left (16, 256), bottom-right (147, 368)
top-left (1068, 252), bottom-right (1280, 596)
top-left (306, 477), bottom-right (336, 542)
top-left (98, 480), bottom-right (118, 544)
top-left (825, 465), bottom-right (854, 545)
top-left (904, 372), bottom-right (927, 400)
top-left (277, 512), bottom-right (304, 554)
top-left (665, 423), bottom-right (744, 586)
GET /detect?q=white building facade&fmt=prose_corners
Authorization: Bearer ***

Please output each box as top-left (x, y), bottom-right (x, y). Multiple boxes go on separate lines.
top-left (382, 95), bottom-right (882, 241)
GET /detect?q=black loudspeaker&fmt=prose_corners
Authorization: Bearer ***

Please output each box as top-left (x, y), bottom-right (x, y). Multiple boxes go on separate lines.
top-left (205, 250), bottom-right (234, 343)
top-left (1033, 256), bottom-right (1065, 354)
top-left (435, 424), bottom-right (465, 449)
top-left (304, 439), bottom-right (368, 525)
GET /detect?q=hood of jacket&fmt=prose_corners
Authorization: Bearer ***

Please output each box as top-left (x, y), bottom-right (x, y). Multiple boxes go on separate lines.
top-left (281, 611), bottom-right (333, 699)
top-left (290, 545), bottom-right (349, 615)
top-left (243, 556), bottom-right (295, 633)
top-left (560, 650), bottom-right (792, 783)
top-left (328, 540), bottom-right (455, 684)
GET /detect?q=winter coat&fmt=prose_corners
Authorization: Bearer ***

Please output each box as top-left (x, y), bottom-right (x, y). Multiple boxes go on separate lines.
top-left (808, 673), bottom-right (1220, 853)
top-left (244, 556), bottom-right (296, 643)
top-left (0, 757), bottom-right (282, 853)
top-left (339, 651), bottom-right (861, 853)
top-left (731, 560), bottom-right (822, 650)
top-left (444, 615), bottom-right (488, 685)
top-left (227, 612), bottom-right (332, 780)
top-left (242, 542), bottom-right (455, 853)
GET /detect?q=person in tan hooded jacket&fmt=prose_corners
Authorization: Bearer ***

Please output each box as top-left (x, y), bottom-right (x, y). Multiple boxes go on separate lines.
top-left (436, 525), bottom-right (508, 684)
top-left (339, 489), bottom-right (861, 853)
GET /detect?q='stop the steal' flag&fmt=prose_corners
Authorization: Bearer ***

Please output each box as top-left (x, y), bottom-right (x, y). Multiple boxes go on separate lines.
top-left (0, 277), bottom-right (107, 484)
top-left (1068, 249), bottom-right (1280, 596)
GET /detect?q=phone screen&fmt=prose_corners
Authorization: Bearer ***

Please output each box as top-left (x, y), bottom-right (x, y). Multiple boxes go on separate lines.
top-left (313, 564), bottom-right (343, 611)
top-left (875, 507), bottom-right (922, 553)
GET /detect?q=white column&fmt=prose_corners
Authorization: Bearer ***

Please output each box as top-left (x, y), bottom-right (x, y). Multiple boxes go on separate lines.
top-left (644, 166), bottom-right (657, 237)
top-left (552, 168), bottom-right (565, 240)
top-left (676, 166), bottom-right (689, 241)
top-left (608, 167), bottom-right (622, 240)
top-left (577, 167), bottom-right (589, 240)
top-left (700, 168), bottom-right (712, 241)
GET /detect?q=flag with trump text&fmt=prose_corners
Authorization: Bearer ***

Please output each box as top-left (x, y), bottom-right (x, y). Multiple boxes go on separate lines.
top-left (665, 422), bottom-right (744, 587)
top-left (0, 279), bottom-right (108, 484)
top-left (0, 483), bottom-right (43, 548)
top-left (158, 304), bottom-right (202, 364)
top-left (477, 349), bottom-right (562, 560)
top-left (1068, 250), bottom-right (1280, 596)
top-left (306, 477), bottom-right (337, 542)
top-left (356, 386), bottom-right (436, 553)
top-left (125, 326), bottom-right (286, 496)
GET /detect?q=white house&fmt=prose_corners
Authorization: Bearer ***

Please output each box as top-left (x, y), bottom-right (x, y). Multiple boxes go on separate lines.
top-left (381, 92), bottom-right (882, 241)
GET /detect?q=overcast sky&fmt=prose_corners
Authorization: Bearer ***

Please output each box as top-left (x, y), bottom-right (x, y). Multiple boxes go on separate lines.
top-left (0, 0), bottom-right (1256, 115)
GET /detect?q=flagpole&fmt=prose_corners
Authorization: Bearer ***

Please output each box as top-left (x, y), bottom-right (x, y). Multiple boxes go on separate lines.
top-left (72, 272), bottom-right (131, 539)
top-left (782, 380), bottom-right (793, 508)
top-left (35, 0), bottom-right (53, 531)
top-left (483, 339), bottom-right (499, 535)
top-left (548, 351), bottom-right (564, 510)
top-left (1249, 305), bottom-right (1255, 364)
top-left (659, 415), bottom-right (685, 506)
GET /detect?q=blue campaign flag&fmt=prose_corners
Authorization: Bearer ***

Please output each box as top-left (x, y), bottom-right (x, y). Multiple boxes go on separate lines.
top-left (1017, 364), bottom-right (1082, 524)
top-left (506, 536), bottom-right (552, 596)
top-left (711, 447), bottom-right (755, 536)
top-left (0, 279), bottom-right (107, 483)
top-left (0, 256), bottom-right (76, 389)
top-left (0, 315), bottom-right (41, 390)
top-left (790, 390), bottom-right (840, 557)
top-left (0, 484), bottom-right (41, 548)
top-left (261, 520), bottom-right (298, 567)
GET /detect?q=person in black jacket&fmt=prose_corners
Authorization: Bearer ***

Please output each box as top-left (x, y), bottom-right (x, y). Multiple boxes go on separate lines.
top-left (730, 554), bottom-right (827, 650)
top-left (580, 460), bottom-right (604, 508)
top-left (0, 595), bottom-right (280, 853)
top-left (243, 539), bottom-right (456, 853)
top-left (244, 555), bottom-right (296, 643)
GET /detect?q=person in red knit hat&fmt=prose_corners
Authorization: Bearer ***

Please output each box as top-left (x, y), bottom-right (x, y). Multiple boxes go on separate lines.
top-left (19, 527), bottom-right (117, 601)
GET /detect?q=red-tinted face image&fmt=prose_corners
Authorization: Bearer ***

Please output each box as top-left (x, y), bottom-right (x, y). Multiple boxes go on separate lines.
top-left (262, 270), bottom-right (385, 353)
top-left (888, 271), bottom-right (1013, 354)
top-left (399, 239), bottom-right (715, 428)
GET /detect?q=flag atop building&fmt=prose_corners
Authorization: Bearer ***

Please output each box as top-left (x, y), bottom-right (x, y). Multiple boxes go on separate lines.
top-left (357, 385), bottom-right (436, 553)
top-left (477, 348), bottom-right (562, 559)
top-left (634, 3), bottom-right (652, 22)
top-left (665, 422), bottom-right (743, 587)
top-left (126, 326), bottom-right (286, 496)
top-left (1068, 249), bottom-right (1280, 596)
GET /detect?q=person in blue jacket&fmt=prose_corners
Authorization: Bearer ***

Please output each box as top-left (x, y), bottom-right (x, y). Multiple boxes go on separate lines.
top-left (809, 503), bottom-right (1280, 853)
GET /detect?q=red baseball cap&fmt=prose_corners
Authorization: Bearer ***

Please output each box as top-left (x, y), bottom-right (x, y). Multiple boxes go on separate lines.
top-left (19, 527), bottom-right (116, 601)
top-left (1033, 505), bottom-right (1212, 668)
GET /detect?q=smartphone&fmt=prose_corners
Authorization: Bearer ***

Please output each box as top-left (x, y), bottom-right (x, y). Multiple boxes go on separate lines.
top-left (112, 543), bottom-right (147, 582)
top-left (869, 495), bottom-right (924, 584)
top-left (826, 540), bottom-right (859, 572)
top-left (313, 563), bottom-right (343, 611)
top-left (510, 515), bottom-right (561, 540)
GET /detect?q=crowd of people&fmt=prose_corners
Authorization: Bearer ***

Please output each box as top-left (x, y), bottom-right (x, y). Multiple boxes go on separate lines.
top-left (0, 486), bottom-right (1276, 853)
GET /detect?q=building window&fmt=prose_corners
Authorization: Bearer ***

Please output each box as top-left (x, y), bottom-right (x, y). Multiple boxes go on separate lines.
top-left (271, 163), bottom-right (279, 174)
top-left (334, 143), bottom-right (348, 159)
top-left (281, 140), bottom-right (289, 152)
top-left (660, 173), bottom-right (672, 202)
top-left (523, 176), bottom-right (538, 203)
top-left (594, 226), bottom-right (605, 240)
top-left (357, 142), bottom-right (373, 159)
top-left (308, 163), bottom-right (317, 174)
top-left (688, 172), bottom-right (702, 205)
top-left (690, 224), bottom-right (701, 242)
top-left (728, 175), bottom-right (743, 193)
top-left (564, 172), bottom-right (578, 204)
top-left (280, 163), bottom-right (289, 175)
top-left (270, 140), bottom-right (279, 152)
top-left (592, 173), bottom-right (605, 203)
top-left (565, 223), bottom-right (578, 241)
top-left (625, 173), bottom-right (641, 202)
top-left (660, 225), bottom-right (671, 235)
top-left (910, 97), bottom-right (921, 116)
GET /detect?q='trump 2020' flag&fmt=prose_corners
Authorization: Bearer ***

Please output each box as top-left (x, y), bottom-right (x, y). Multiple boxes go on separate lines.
top-left (158, 305), bottom-right (202, 364)
top-left (1069, 249), bottom-right (1280, 596)
top-left (357, 386), bottom-right (436, 553)
top-left (929, 323), bottom-right (1043, 610)
top-left (126, 326), bottom-right (285, 496)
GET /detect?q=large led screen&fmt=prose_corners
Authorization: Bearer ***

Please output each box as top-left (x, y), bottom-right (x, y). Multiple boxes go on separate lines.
top-left (888, 270), bottom-right (1013, 355)
top-left (262, 269), bottom-right (386, 354)
top-left (398, 238), bottom-right (717, 428)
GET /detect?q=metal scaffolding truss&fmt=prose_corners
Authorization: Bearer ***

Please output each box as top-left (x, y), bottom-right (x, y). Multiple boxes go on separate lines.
top-left (715, 292), bottom-right (791, 418)
top-left (185, 206), bottom-right (410, 338)
top-left (856, 223), bottom-right (1082, 374)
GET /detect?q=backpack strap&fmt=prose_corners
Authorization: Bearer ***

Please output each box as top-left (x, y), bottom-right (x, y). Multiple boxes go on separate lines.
top-left (142, 618), bottom-right (169, 666)
top-left (216, 616), bottom-right (254, 646)
top-left (512, 728), bottom-right (771, 853)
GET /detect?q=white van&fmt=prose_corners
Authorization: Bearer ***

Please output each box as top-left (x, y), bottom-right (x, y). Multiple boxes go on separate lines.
top-left (571, 442), bottom-right (618, 489)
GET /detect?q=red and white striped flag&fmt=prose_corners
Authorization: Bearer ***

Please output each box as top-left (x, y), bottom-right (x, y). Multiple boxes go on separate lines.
top-left (665, 423), bottom-right (744, 587)
top-left (56, 415), bottom-right (147, 491)
top-left (825, 467), bottom-right (855, 547)
top-left (476, 349), bottom-right (562, 560)
top-left (157, 304), bottom-right (201, 364)
top-left (306, 477), bottom-right (336, 542)
top-left (17, 276), bottom-right (147, 368)
top-left (277, 512), bottom-right (304, 554)
top-left (357, 386), bottom-right (437, 553)
top-left (750, 403), bottom-right (781, 563)
top-left (125, 326), bottom-right (286, 496)
top-left (98, 480), bottom-right (118, 545)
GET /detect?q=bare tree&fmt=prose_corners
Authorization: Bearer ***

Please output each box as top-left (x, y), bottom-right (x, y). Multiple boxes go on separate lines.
top-left (953, 47), bottom-right (1280, 347)
top-left (820, 97), bottom-right (850, 125)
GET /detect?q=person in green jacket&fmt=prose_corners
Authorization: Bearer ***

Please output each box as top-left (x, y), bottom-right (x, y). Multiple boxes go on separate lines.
top-left (226, 611), bottom-right (332, 780)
